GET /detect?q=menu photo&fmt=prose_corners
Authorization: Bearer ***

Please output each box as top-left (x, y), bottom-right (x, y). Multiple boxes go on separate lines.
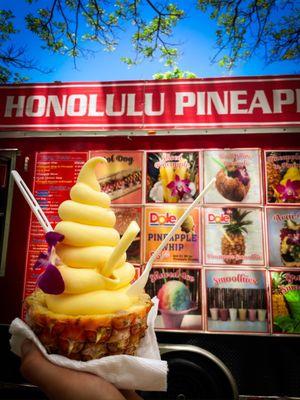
top-left (205, 269), bottom-right (269, 333)
top-left (271, 270), bottom-right (300, 334)
top-left (265, 150), bottom-right (300, 205)
top-left (113, 206), bottom-right (142, 264)
top-left (145, 266), bottom-right (202, 331)
top-left (146, 151), bottom-right (200, 203)
top-left (203, 207), bottom-right (265, 267)
top-left (91, 150), bottom-right (143, 204)
top-left (203, 149), bottom-right (262, 204)
top-left (143, 205), bottom-right (201, 265)
top-left (266, 207), bottom-right (300, 268)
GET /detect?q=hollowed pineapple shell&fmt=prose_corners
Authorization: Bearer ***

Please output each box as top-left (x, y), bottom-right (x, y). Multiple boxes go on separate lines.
top-left (25, 290), bottom-right (153, 361)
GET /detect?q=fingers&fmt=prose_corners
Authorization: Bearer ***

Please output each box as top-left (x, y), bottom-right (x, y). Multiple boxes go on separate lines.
top-left (20, 339), bottom-right (54, 392)
top-left (20, 340), bottom-right (129, 400)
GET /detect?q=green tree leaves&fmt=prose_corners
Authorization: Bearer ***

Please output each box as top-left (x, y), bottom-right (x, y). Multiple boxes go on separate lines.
top-left (197, 0), bottom-right (300, 69)
top-left (153, 66), bottom-right (197, 79)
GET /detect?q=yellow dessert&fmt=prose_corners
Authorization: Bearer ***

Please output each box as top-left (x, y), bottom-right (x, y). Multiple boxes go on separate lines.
top-left (25, 157), bottom-right (152, 361)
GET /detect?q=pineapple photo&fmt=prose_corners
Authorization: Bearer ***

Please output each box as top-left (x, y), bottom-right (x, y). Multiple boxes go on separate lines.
top-left (271, 272), bottom-right (289, 320)
top-left (221, 209), bottom-right (253, 265)
top-left (265, 151), bottom-right (300, 204)
top-left (271, 271), bottom-right (300, 334)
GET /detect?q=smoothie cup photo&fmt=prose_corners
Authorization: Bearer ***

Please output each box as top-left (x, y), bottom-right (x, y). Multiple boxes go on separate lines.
top-left (229, 308), bottom-right (237, 321)
top-left (238, 308), bottom-right (247, 321)
top-left (257, 309), bottom-right (267, 322)
top-left (248, 309), bottom-right (257, 322)
top-left (210, 307), bottom-right (219, 321)
top-left (219, 308), bottom-right (229, 321)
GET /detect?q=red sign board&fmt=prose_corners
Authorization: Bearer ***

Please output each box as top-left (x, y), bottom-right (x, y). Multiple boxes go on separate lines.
top-left (0, 76), bottom-right (299, 131)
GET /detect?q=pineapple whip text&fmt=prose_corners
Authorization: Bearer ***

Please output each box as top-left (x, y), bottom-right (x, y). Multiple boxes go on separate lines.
top-left (46, 157), bottom-right (137, 316)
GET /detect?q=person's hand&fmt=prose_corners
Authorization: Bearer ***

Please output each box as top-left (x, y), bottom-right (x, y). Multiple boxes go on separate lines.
top-left (20, 339), bottom-right (142, 400)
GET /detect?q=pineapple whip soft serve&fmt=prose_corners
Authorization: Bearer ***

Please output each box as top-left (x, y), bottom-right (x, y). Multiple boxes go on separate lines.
top-left (45, 157), bottom-right (137, 315)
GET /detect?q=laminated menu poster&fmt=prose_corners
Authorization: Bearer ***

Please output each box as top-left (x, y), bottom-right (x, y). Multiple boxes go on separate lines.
top-left (145, 267), bottom-right (202, 331)
top-left (265, 150), bottom-right (300, 205)
top-left (113, 206), bottom-right (142, 263)
top-left (203, 207), bottom-right (265, 266)
top-left (23, 152), bottom-right (88, 300)
top-left (271, 270), bottom-right (300, 334)
top-left (266, 208), bottom-right (300, 268)
top-left (203, 149), bottom-right (262, 204)
top-left (144, 205), bottom-right (200, 264)
top-left (205, 269), bottom-right (268, 333)
top-left (91, 150), bottom-right (143, 204)
top-left (146, 151), bottom-right (199, 203)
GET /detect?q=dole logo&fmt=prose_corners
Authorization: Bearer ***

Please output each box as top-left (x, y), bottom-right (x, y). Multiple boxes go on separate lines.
top-left (208, 213), bottom-right (230, 224)
top-left (150, 212), bottom-right (177, 225)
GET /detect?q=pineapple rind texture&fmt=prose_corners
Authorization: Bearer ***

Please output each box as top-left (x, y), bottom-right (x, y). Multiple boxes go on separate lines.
top-left (266, 161), bottom-right (281, 200)
top-left (25, 290), bottom-right (152, 361)
top-left (221, 233), bottom-right (245, 265)
top-left (272, 293), bottom-right (289, 318)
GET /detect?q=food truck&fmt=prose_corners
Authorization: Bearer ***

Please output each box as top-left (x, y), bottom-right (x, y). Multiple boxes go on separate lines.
top-left (0, 75), bottom-right (299, 399)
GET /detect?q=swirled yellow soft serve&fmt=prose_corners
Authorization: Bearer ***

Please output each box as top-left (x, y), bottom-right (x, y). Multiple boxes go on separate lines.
top-left (46, 157), bottom-right (138, 315)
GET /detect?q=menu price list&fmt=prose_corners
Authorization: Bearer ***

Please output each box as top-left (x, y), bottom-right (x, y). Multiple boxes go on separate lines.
top-left (23, 152), bottom-right (88, 300)
top-left (20, 148), bottom-right (300, 337)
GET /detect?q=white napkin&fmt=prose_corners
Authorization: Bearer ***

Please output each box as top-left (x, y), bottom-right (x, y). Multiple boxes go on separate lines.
top-left (9, 297), bottom-right (168, 391)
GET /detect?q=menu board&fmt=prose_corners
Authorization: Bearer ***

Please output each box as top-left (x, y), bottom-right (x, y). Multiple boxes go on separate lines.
top-left (205, 269), bottom-right (268, 333)
top-left (22, 146), bottom-right (300, 337)
top-left (23, 152), bottom-right (88, 298)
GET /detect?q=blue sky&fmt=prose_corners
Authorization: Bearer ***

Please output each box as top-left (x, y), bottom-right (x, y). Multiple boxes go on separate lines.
top-left (9, 2), bottom-right (300, 83)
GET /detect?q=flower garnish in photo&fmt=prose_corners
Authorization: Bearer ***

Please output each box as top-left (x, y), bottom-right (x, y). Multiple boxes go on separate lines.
top-left (34, 231), bottom-right (65, 295)
top-left (167, 174), bottom-right (191, 199)
top-left (275, 179), bottom-right (300, 202)
top-left (228, 166), bottom-right (250, 186)
top-left (238, 166), bottom-right (250, 186)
